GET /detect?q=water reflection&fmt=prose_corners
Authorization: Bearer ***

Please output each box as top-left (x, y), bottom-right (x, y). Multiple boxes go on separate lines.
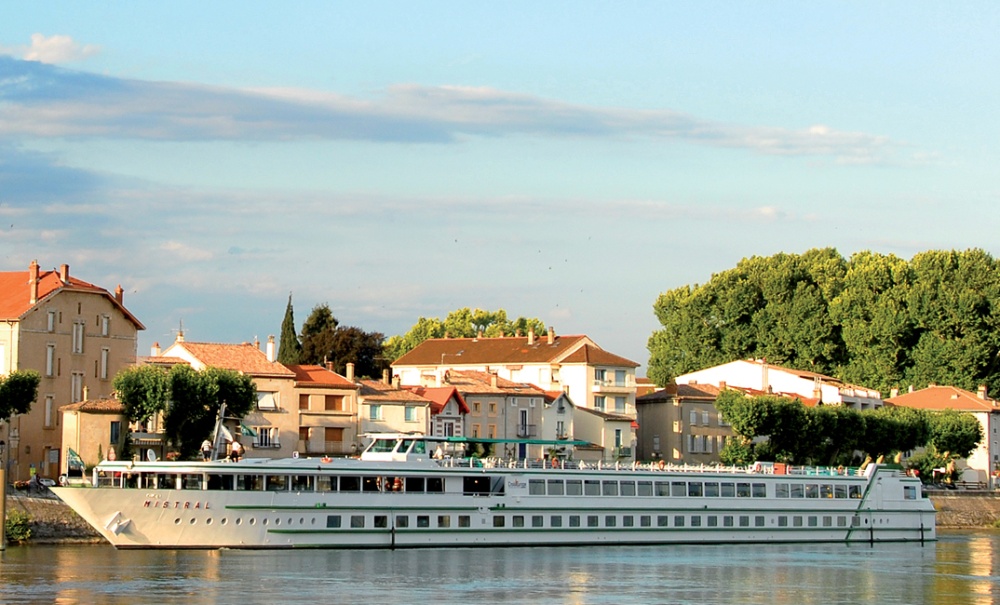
top-left (0, 532), bottom-right (998, 605)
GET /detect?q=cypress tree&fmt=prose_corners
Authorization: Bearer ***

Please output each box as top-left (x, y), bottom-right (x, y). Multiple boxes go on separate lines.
top-left (277, 294), bottom-right (302, 365)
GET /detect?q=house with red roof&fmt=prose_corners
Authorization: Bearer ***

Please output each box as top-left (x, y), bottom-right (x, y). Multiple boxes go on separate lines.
top-left (358, 376), bottom-right (434, 436)
top-left (636, 382), bottom-right (736, 465)
top-left (59, 398), bottom-right (129, 475)
top-left (886, 385), bottom-right (1000, 486)
top-left (1, 260), bottom-right (144, 481)
top-left (288, 362), bottom-right (362, 456)
top-left (391, 327), bottom-right (640, 418)
top-left (405, 384), bottom-right (469, 439)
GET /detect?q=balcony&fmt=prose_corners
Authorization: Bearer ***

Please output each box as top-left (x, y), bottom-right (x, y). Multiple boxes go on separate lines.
top-left (516, 424), bottom-right (538, 438)
top-left (592, 378), bottom-right (634, 393)
top-left (613, 446), bottom-right (632, 458)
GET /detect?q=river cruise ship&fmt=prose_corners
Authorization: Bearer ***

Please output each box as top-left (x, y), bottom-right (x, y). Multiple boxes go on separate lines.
top-left (53, 434), bottom-right (936, 549)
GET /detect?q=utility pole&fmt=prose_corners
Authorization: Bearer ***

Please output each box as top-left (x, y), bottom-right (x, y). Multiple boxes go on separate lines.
top-left (1, 439), bottom-right (7, 551)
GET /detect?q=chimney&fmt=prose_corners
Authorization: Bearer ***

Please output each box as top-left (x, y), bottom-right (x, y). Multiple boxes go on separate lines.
top-left (392, 374), bottom-right (401, 389)
top-left (908, 385), bottom-right (913, 393)
top-left (266, 335), bottom-right (276, 362)
top-left (382, 369), bottom-right (390, 385)
top-left (28, 260), bottom-right (39, 304)
top-left (60, 263), bottom-right (69, 283)
top-left (477, 329), bottom-right (483, 339)
top-left (491, 372), bottom-right (498, 388)
top-left (978, 385), bottom-right (988, 400)
top-left (151, 342), bottom-right (161, 357)
top-left (527, 327), bottom-right (535, 346)
top-left (719, 381), bottom-right (727, 390)
top-left (254, 336), bottom-right (260, 349)
top-left (114, 284), bottom-right (123, 304)
top-left (326, 361), bottom-right (334, 371)
top-left (547, 326), bottom-right (555, 345)
top-left (890, 387), bottom-right (899, 398)
top-left (346, 362), bottom-right (355, 382)
top-left (82, 385), bottom-right (89, 401)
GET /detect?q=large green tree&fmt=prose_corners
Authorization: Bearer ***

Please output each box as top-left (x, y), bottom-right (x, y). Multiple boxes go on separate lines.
top-left (114, 365), bottom-right (171, 424)
top-left (299, 304), bottom-right (390, 378)
top-left (0, 370), bottom-right (40, 421)
top-left (383, 307), bottom-right (547, 361)
top-left (648, 248), bottom-right (1000, 396)
top-left (277, 294), bottom-right (302, 365)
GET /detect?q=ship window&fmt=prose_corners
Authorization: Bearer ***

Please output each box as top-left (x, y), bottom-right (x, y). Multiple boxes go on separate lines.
top-left (674, 515), bottom-right (685, 527)
top-left (587, 515), bottom-right (599, 527)
top-left (637, 481), bottom-right (653, 496)
top-left (704, 482), bottom-right (719, 497)
top-left (834, 485), bottom-right (847, 499)
top-left (808, 516), bottom-right (818, 527)
top-left (805, 484), bottom-right (819, 498)
top-left (621, 482), bottom-right (636, 496)
top-left (691, 516), bottom-right (701, 527)
top-left (240, 475), bottom-right (264, 491)
top-left (688, 482), bottom-right (703, 497)
top-left (183, 475), bottom-right (202, 490)
top-left (375, 516), bottom-right (388, 528)
top-left (793, 516), bottom-right (803, 527)
top-left (459, 516), bottom-right (471, 527)
top-left (776, 484), bottom-right (789, 498)
top-left (529, 480), bottom-right (546, 495)
top-left (778, 516), bottom-right (788, 527)
top-left (671, 482), bottom-right (686, 497)
top-left (551, 516), bottom-right (563, 527)
top-left (464, 476), bottom-right (491, 496)
top-left (605, 515), bottom-right (617, 527)
top-left (362, 477), bottom-right (381, 492)
top-left (207, 475), bottom-right (234, 490)
top-left (602, 481), bottom-right (618, 496)
top-left (406, 477), bottom-right (425, 492)
top-left (318, 476), bottom-right (336, 492)
top-left (823, 516), bottom-right (833, 527)
top-left (350, 515), bottom-right (365, 528)
top-left (532, 515), bottom-right (544, 528)
top-left (723, 516), bottom-right (734, 527)
top-left (739, 516), bottom-right (750, 527)
top-left (623, 515), bottom-right (634, 527)
top-left (790, 484), bottom-right (804, 498)
top-left (755, 516), bottom-right (765, 527)
top-left (547, 480), bottom-right (564, 495)
top-left (819, 484), bottom-right (833, 498)
top-left (658, 515), bottom-right (669, 527)
top-left (584, 480), bottom-right (600, 496)
top-left (849, 485), bottom-right (862, 499)
top-left (417, 516), bottom-right (430, 528)
top-left (396, 516), bottom-right (409, 528)
top-left (292, 476), bottom-right (314, 492)
top-left (493, 516), bottom-right (505, 528)
top-left (720, 482), bottom-right (735, 497)
top-left (427, 478), bottom-right (444, 493)
top-left (566, 480), bottom-right (583, 496)
top-left (837, 516), bottom-right (847, 527)
top-left (656, 481), bottom-right (670, 496)
top-left (904, 485), bottom-right (917, 500)
top-left (752, 483), bottom-right (767, 498)
top-left (852, 516), bottom-right (861, 527)
top-left (736, 483), bottom-right (751, 497)
top-left (437, 515), bottom-right (450, 528)
top-left (340, 476), bottom-right (361, 492)
top-left (569, 515), bottom-right (581, 527)
top-left (707, 516), bottom-right (718, 527)
top-left (326, 515), bottom-right (341, 528)
top-left (267, 475), bottom-right (288, 491)
top-left (640, 516), bottom-right (651, 527)
top-left (513, 516), bottom-right (525, 527)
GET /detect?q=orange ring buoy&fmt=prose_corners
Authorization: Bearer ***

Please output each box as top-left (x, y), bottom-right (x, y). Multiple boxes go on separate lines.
top-left (321, 456), bottom-right (332, 463)
top-left (657, 459), bottom-right (666, 470)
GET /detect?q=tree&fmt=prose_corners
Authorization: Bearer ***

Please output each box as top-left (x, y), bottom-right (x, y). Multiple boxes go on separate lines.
top-left (928, 409), bottom-right (982, 459)
top-left (113, 365), bottom-right (171, 424)
top-left (299, 304), bottom-right (339, 365)
top-left (384, 307), bottom-right (547, 361)
top-left (277, 294), bottom-right (302, 365)
top-left (0, 370), bottom-right (40, 421)
top-left (298, 304), bottom-right (390, 378)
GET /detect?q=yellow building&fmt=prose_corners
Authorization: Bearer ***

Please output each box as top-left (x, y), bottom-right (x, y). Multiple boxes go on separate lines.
top-left (0, 261), bottom-right (143, 481)
top-left (59, 398), bottom-right (129, 476)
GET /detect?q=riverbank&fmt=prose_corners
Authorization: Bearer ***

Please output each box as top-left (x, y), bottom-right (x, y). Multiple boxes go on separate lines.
top-left (4, 489), bottom-right (999, 545)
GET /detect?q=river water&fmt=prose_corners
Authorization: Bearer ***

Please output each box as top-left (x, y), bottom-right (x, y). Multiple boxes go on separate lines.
top-left (1, 530), bottom-right (998, 605)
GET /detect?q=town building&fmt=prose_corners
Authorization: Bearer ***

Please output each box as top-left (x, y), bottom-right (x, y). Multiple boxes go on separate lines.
top-left (289, 362), bottom-right (362, 456)
top-left (636, 382), bottom-right (732, 464)
top-left (59, 397), bottom-right (128, 476)
top-left (358, 375), bottom-right (432, 436)
top-left (886, 385), bottom-right (1000, 486)
top-left (0, 261), bottom-right (143, 480)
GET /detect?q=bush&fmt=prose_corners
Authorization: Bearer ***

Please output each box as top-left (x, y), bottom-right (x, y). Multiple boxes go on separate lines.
top-left (4, 509), bottom-right (32, 543)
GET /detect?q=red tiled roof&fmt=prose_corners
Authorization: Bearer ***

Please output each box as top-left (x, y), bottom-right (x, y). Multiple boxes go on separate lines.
top-left (166, 341), bottom-right (295, 377)
top-left (392, 334), bottom-right (592, 366)
top-left (406, 386), bottom-right (470, 415)
top-left (0, 265), bottom-right (144, 328)
top-left (60, 398), bottom-right (125, 414)
top-left (443, 370), bottom-right (545, 396)
top-left (359, 380), bottom-right (432, 403)
top-left (886, 385), bottom-right (999, 412)
top-left (575, 406), bottom-right (633, 422)
top-left (287, 364), bottom-right (358, 388)
top-left (559, 344), bottom-right (639, 368)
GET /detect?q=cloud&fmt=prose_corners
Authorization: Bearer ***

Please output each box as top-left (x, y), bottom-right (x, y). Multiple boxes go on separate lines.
top-left (0, 56), bottom-right (893, 162)
top-left (1, 34), bottom-right (101, 64)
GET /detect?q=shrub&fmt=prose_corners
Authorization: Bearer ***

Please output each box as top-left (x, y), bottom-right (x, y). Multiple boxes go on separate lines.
top-left (4, 509), bottom-right (32, 543)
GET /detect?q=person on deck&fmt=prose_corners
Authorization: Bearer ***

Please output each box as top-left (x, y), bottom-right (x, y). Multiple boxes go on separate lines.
top-left (201, 439), bottom-right (213, 461)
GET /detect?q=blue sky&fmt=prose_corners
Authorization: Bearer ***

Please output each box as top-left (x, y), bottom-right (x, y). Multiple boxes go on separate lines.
top-left (2, 2), bottom-right (999, 375)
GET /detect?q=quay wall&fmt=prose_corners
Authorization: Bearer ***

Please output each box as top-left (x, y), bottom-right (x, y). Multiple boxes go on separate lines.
top-left (4, 490), bottom-right (1000, 544)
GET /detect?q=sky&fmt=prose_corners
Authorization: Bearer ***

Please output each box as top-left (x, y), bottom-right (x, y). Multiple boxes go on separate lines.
top-left (2, 2), bottom-right (999, 376)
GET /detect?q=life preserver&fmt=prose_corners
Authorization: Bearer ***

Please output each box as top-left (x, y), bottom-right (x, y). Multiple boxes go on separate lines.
top-left (657, 459), bottom-right (666, 470)
top-left (321, 456), bottom-right (332, 463)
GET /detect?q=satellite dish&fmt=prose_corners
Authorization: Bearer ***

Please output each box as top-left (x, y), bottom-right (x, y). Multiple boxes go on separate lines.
top-left (147, 449), bottom-right (157, 462)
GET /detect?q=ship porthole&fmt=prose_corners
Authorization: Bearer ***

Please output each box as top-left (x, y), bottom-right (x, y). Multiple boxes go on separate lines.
top-left (221, 518), bottom-right (228, 525)
top-left (174, 518), bottom-right (181, 525)
top-left (249, 518), bottom-right (256, 525)
top-left (206, 518), bottom-right (213, 525)
top-left (189, 518), bottom-right (196, 525)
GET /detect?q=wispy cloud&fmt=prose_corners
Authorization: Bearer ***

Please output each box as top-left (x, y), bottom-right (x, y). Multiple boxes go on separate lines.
top-left (0, 34), bottom-right (101, 64)
top-left (0, 56), bottom-right (892, 162)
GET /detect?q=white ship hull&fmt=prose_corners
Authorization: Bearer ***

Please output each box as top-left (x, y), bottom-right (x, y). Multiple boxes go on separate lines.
top-left (53, 455), bottom-right (935, 550)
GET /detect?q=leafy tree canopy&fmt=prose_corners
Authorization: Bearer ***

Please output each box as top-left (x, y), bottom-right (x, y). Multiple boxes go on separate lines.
top-left (383, 307), bottom-right (547, 361)
top-left (648, 248), bottom-right (1000, 396)
top-left (0, 370), bottom-right (40, 421)
top-left (299, 304), bottom-right (389, 379)
top-left (277, 294), bottom-right (302, 365)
